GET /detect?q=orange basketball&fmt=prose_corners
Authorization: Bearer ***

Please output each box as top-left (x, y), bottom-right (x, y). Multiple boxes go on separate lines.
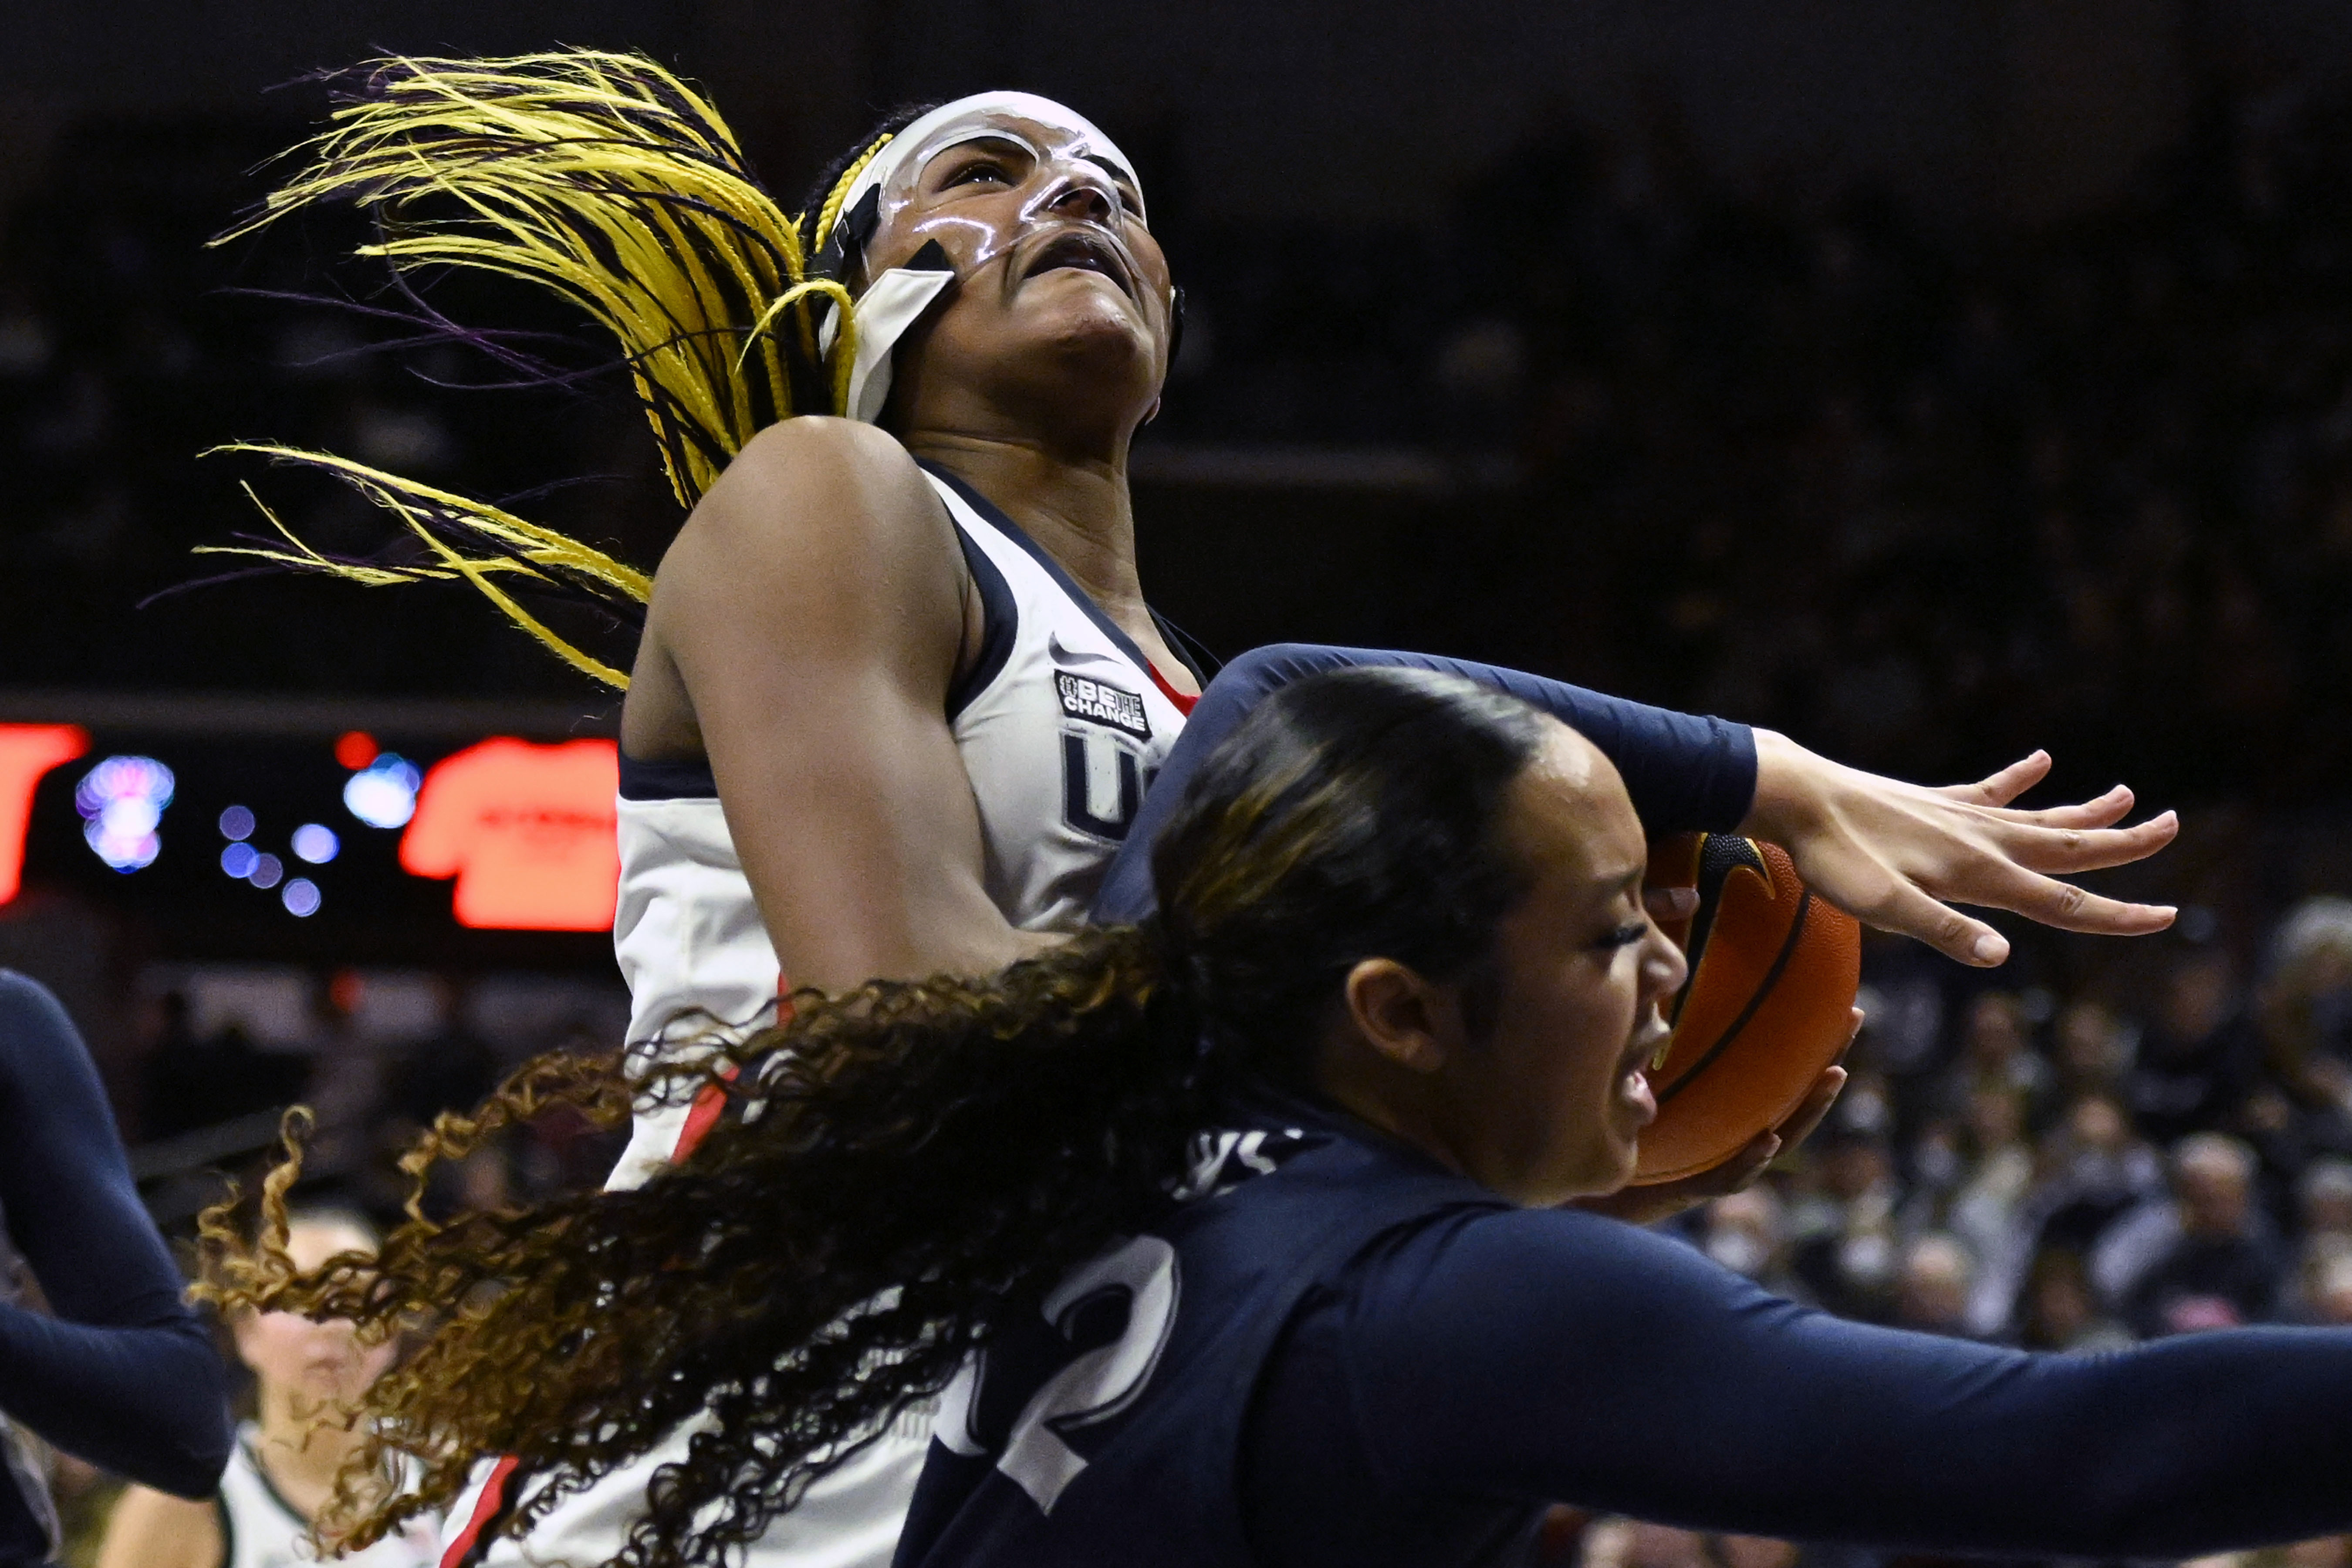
top-left (1631, 832), bottom-right (1860, 1185)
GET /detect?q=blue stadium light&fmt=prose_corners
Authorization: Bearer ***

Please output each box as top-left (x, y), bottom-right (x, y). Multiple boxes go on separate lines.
top-left (75, 756), bottom-right (173, 873)
top-left (291, 823), bottom-right (339, 864)
top-left (344, 754), bottom-right (421, 830)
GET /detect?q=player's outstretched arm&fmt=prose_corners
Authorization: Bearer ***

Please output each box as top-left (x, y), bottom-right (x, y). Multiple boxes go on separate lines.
top-left (1323, 1204), bottom-right (2352, 1559)
top-left (1742, 732), bottom-right (2178, 968)
top-left (633, 418), bottom-right (1048, 996)
top-left (1090, 649), bottom-right (2176, 972)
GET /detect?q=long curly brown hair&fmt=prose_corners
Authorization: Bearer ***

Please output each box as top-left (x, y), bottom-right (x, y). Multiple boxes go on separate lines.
top-left (198, 666), bottom-right (1551, 1568)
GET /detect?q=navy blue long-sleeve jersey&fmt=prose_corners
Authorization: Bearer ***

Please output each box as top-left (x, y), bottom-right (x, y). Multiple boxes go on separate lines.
top-left (895, 1099), bottom-right (2352, 1568)
top-left (0, 973), bottom-right (233, 1561)
top-left (1091, 643), bottom-right (1756, 925)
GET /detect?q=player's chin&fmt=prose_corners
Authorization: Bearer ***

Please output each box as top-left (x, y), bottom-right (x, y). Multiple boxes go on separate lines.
top-left (1021, 290), bottom-right (1156, 358)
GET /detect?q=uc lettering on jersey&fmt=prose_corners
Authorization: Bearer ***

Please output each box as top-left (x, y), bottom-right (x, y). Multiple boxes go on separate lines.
top-left (399, 738), bottom-right (619, 930)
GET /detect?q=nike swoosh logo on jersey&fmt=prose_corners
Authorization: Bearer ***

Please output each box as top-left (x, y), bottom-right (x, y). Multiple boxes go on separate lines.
top-left (1047, 632), bottom-right (1123, 667)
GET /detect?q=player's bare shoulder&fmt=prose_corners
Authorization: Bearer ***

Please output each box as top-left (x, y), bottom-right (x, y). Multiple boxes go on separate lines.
top-left (633, 417), bottom-right (968, 736)
top-left (662, 417), bottom-right (953, 589)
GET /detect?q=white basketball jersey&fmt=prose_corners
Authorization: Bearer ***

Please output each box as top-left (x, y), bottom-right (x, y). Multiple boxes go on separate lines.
top-left (448, 463), bottom-right (1196, 1568)
top-left (215, 1425), bottom-right (439, 1568)
top-left (606, 462), bottom-right (1192, 1189)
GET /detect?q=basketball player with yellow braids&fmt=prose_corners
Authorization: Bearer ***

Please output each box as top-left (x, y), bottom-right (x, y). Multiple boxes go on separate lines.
top-left (200, 55), bottom-right (2180, 1568)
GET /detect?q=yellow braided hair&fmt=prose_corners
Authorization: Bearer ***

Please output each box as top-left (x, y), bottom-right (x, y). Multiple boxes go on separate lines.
top-left (208, 52), bottom-right (896, 688)
top-left (200, 445), bottom-right (651, 688)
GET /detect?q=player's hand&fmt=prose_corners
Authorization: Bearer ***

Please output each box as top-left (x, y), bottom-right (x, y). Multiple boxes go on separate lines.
top-left (1741, 731), bottom-right (2177, 967)
top-left (1573, 1013), bottom-right (1857, 1227)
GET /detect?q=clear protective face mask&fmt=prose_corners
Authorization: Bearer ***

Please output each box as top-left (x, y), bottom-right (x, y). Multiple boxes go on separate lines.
top-left (818, 94), bottom-right (1153, 423)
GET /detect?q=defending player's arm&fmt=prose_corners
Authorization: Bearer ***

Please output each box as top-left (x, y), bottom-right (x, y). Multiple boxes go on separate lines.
top-left (0, 973), bottom-right (232, 1497)
top-left (631, 418), bottom-right (1051, 997)
top-left (1095, 646), bottom-right (2179, 970)
top-left (1316, 1206), bottom-right (2352, 1557)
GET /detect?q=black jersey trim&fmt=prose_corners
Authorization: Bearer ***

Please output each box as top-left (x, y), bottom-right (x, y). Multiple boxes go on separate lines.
top-left (947, 520), bottom-right (1018, 722)
top-left (617, 751), bottom-right (719, 801)
top-left (1151, 609), bottom-right (1218, 682)
top-left (238, 1428), bottom-right (312, 1534)
top-left (615, 519), bottom-right (1017, 796)
top-left (917, 461), bottom-right (1167, 689)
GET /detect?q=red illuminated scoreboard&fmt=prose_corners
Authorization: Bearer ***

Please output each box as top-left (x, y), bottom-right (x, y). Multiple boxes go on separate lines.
top-left (398, 737), bottom-right (618, 931)
top-left (0, 699), bottom-right (625, 944)
top-left (0, 725), bottom-right (89, 903)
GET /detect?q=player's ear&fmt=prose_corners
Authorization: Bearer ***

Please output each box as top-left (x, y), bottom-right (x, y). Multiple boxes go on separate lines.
top-left (1341, 958), bottom-right (1459, 1075)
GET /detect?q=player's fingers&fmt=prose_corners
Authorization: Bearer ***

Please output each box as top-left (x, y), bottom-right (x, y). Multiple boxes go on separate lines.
top-left (1976, 869), bottom-right (2177, 936)
top-left (1771, 1064), bottom-right (1850, 1152)
top-left (1703, 1129), bottom-right (1785, 1196)
top-left (1935, 751), bottom-right (2051, 808)
top-left (1851, 878), bottom-right (2012, 967)
top-left (1985, 811), bottom-right (2179, 875)
top-left (1976, 784), bottom-right (2134, 831)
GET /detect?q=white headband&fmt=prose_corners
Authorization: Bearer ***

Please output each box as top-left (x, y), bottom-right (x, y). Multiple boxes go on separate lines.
top-left (827, 93), bottom-right (1142, 423)
top-left (838, 92), bottom-right (1140, 229)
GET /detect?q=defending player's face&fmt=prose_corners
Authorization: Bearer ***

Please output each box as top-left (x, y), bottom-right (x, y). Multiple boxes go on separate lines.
top-left (862, 112), bottom-right (1176, 422)
top-left (1460, 725), bottom-right (1686, 1202)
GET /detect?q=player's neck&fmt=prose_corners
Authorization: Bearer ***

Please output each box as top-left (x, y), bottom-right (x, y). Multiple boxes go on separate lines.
top-left (906, 430), bottom-right (1148, 628)
top-left (255, 1400), bottom-right (367, 1518)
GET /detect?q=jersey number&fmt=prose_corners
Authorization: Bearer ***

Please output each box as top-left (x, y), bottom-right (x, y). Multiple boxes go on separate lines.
top-left (942, 1233), bottom-right (1180, 1514)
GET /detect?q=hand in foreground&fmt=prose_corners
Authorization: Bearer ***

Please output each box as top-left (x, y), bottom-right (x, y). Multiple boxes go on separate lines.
top-left (1573, 1013), bottom-right (1856, 1227)
top-left (1742, 732), bottom-right (2177, 968)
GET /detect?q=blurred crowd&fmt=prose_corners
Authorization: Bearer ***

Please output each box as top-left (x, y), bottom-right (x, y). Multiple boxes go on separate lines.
top-left (1689, 896), bottom-right (2352, 1345)
top-left (1164, 78), bottom-right (2352, 804)
top-left (126, 970), bottom-right (627, 1226)
top-left (12, 78), bottom-right (2352, 811)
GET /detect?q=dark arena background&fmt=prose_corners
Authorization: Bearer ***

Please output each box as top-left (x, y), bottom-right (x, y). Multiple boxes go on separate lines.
top-left (7, 3), bottom-right (2352, 1565)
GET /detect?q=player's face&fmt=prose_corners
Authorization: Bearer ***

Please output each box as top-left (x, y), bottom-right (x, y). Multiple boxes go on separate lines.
top-left (230, 1221), bottom-right (396, 1413)
top-left (1455, 726), bottom-right (1685, 1204)
top-left (862, 114), bottom-right (1175, 430)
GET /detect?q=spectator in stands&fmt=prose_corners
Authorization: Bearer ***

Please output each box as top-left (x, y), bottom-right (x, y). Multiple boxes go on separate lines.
top-left (2019, 1092), bottom-right (2166, 1262)
top-left (2309, 1252), bottom-right (2352, 1328)
top-left (2259, 898), bottom-right (2352, 1146)
top-left (2051, 998), bottom-right (2135, 1104)
top-left (1696, 1187), bottom-right (1802, 1301)
top-left (2126, 947), bottom-right (2264, 1146)
top-left (1892, 1234), bottom-right (1976, 1336)
top-left (1936, 993), bottom-right (2053, 1126)
top-left (2109, 1134), bottom-right (2286, 1337)
top-left (2304, 1159), bottom-right (2352, 1248)
top-left (2013, 1247), bottom-right (2132, 1352)
top-left (382, 977), bottom-right (498, 1134)
top-left (1791, 1129), bottom-right (1904, 1321)
top-left (1944, 1086), bottom-right (2037, 1335)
